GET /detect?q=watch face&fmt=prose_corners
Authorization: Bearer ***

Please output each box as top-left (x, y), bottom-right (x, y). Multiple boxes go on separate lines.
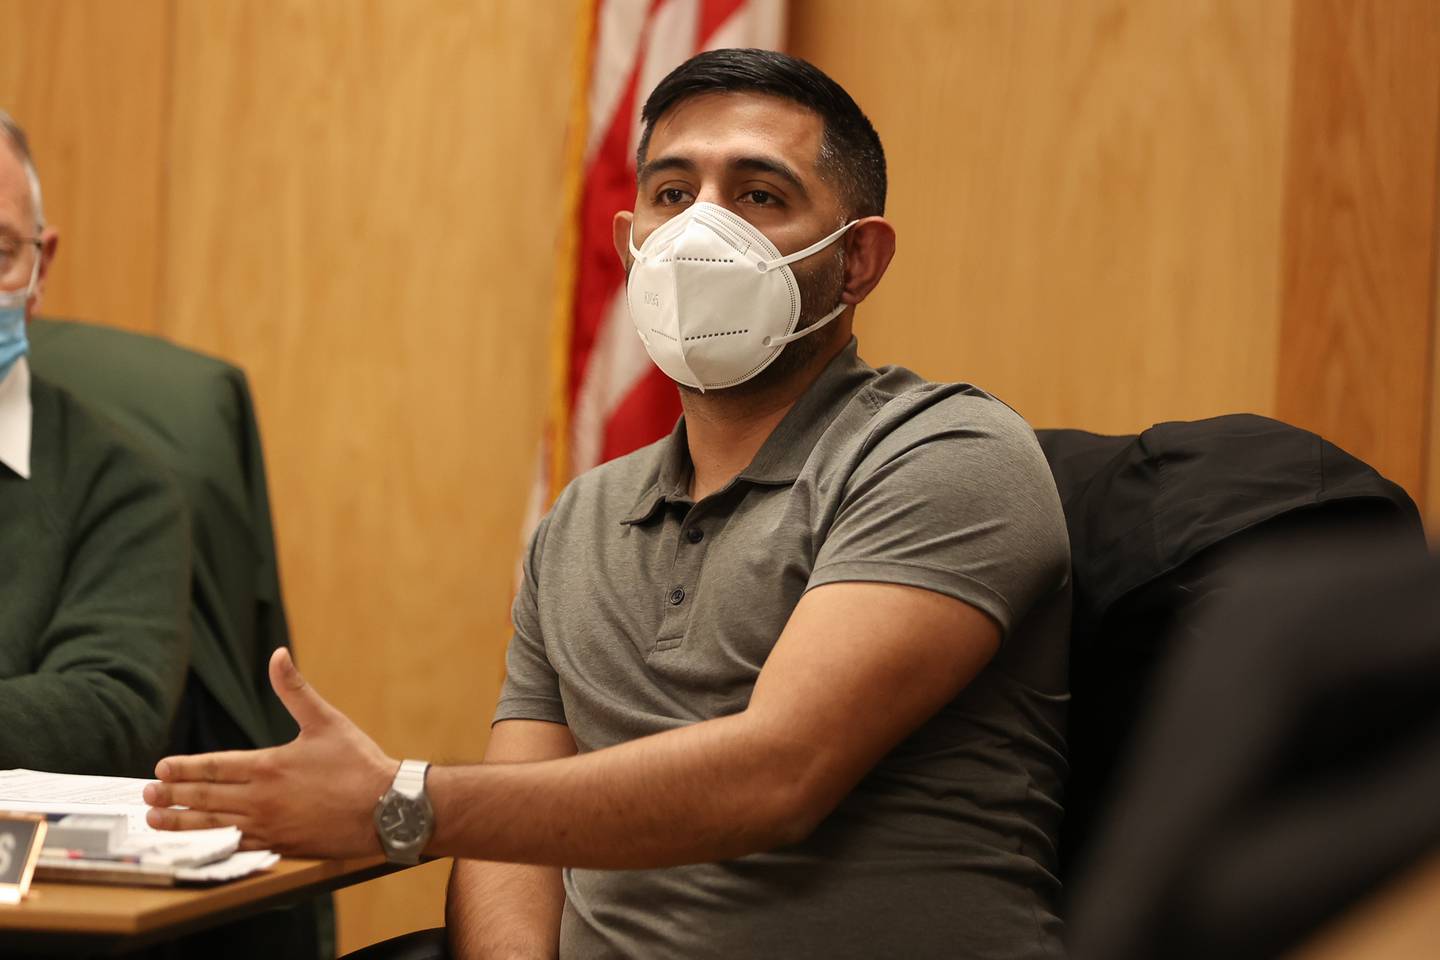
top-left (379, 795), bottom-right (432, 846)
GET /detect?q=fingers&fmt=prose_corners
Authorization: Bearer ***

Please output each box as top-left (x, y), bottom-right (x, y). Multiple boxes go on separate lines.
top-left (146, 807), bottom-right (285, 855)
top-left (155, 750), bottom-right (258, 784)
top-left (143, 780), bottom-right (252, 813)
top-left (269, 647), bottom-right (340, 731)
top-left (145, 806), bottom-right (250, 833)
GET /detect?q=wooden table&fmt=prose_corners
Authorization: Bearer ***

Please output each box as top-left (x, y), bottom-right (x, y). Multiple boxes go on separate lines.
top-left (1288, 847), bottom-right (1440, 960)
top-left (0, 855), bottom-right (402, 955)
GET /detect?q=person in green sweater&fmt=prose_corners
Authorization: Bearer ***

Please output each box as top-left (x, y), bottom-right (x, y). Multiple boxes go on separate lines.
top-left (0, 110), bottom-right (190, 777)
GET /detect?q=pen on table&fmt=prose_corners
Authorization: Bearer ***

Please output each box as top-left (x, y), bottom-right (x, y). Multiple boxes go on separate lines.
top-left (47, 848), bottom-right (143, 863)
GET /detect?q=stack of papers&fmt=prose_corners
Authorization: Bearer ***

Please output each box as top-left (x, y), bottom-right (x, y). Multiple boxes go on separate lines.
top-left (0, 769), bottom-right (279, 886)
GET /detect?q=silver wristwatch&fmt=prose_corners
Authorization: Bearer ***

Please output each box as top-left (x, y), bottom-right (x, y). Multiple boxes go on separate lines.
top-left (373, 759), bottom-right (434, 865)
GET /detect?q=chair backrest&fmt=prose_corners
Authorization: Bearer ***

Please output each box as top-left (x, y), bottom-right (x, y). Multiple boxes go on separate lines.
top-left (1036, 414), bottom-right (1425, 887)
top-left (28, 317), bottom-right (298, 753)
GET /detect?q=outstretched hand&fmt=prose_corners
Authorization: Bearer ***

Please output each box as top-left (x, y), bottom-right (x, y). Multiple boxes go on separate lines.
top-left (143, 647), bottom-right (398, 857)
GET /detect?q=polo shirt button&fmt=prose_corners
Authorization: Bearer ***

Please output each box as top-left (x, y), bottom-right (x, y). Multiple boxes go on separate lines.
top-left (686, 527), bottom-right (704, 544)
top-left (668, 587), bottom-right (686, 605)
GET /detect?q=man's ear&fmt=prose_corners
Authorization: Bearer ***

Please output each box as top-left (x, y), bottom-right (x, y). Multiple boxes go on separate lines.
top-left (28, 225), bottom-right (59, 319)
top-left (838, 216), bottom-right (896, 307)
top-left (613, 210), bottom-right (635, 270)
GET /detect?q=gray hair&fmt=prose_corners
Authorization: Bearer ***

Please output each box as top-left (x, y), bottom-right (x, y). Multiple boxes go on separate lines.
top-left (0, 110), bottom-right (45, 231)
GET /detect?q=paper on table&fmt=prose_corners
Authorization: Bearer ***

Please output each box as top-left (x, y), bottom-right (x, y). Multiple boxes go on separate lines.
top-left (0, 768), bottom-right (156, 832)
top-left (122, 826), bottom-right (240, 867)
top-left (3, 769), bottom-right (275, 882)
top-left (0, 768), bottom-right (155, 805)
top-left (176, 850), bottom-right (280, 883)
top-left (34, 849), bottom-right (279, 887)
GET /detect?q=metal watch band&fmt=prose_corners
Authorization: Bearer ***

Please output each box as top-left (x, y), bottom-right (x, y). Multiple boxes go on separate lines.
top-left (392, 759), bottom-right (429, 800)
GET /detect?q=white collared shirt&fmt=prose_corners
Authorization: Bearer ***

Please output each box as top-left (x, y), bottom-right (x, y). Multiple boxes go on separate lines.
top-left (0, 355), bottom-right (32, 479)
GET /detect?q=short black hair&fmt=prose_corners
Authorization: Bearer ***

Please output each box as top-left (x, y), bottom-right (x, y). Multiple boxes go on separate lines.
top-left (637, 49), bottom-right (886, 220)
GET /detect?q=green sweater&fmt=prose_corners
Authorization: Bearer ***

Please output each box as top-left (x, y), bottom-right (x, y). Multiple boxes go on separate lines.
top-left (0, 374), bottom-right (190, 776)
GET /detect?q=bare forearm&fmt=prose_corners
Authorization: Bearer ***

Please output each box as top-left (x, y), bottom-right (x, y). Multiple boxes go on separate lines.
top-left (145, 587), bottom-right (998, 872)
top-left (447, 858), bottom-right (563, 960)
top-left (428, 713), bottom-right (817, 869)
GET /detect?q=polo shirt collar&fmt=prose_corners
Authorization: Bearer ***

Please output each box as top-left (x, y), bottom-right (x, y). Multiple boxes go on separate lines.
top-left (620, 418), bottom-right (690, 525)
top-left (621, 338), bottom-right (874, 524)
top-left (0, 356), bottom-right (32, 480)
top-left (738, 338), bottom-right (873, 484)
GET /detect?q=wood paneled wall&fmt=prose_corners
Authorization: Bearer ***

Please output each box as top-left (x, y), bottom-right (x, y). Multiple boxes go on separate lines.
top-left (1432, 295), bottom-right (1440, 531)
top-left (164, 2), bottom-right (581, 948)
top-left (792, 0), bottom-right (1295, 436)
top-left (790, 0), bottom-right (1440, 523)
top-left (0, 0), bottom-right (171, 335)
top-left (3, 0), bottom-right (1438, 952)
top-left (1274, 0), bottom-right (1440, 511)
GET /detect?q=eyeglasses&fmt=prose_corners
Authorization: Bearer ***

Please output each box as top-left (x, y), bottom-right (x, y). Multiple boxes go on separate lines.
top-left (0, 233), bottom-right (42, 295)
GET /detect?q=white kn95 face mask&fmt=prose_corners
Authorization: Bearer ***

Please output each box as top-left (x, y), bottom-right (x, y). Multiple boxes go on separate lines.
top-left (626, 202), bottom-right (856, 391)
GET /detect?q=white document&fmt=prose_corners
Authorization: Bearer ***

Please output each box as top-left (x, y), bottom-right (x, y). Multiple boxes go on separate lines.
top-left (0, 768), bottom-right (155, 805)
top-left (2, 769), bottom-right (275, 883)
top-left (0, 768), bottom-right (157, 832)
top-left (176, 850), bottom-right (280, 883)
top-left (120, 826), bottom-right (241, 867)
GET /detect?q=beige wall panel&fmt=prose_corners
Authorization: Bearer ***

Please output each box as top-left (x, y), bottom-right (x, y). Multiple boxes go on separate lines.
top-left (1274, 0), bottom-right (1440, 511)
top-left (0, 0), bottom-right (170, 334)
top-left (790, 0), bottom-right (1293, 434)
top-left (1429, 259), bottom-right (1440, 537)
top-left (162, 0), bottom-right (583, 950)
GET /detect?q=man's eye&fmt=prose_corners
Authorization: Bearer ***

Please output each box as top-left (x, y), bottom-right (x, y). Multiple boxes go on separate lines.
top-left (744, 190), bottom-right (777, 205)
top-left (658, 188), bottom-right (690, 205)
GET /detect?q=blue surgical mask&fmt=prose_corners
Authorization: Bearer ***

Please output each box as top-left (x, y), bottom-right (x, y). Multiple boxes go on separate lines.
top-left (0, 256), bottom-right (36, 383)
top-left (0, 296), bottom-right (27, 384)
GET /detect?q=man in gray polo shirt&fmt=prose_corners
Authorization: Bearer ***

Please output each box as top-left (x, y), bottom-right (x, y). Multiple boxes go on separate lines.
top-left (146, 50), bottom-right (1071, 959)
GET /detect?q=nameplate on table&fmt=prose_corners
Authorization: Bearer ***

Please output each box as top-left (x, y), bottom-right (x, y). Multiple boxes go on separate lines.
top-left (0, 813), bottom-right (47, 904)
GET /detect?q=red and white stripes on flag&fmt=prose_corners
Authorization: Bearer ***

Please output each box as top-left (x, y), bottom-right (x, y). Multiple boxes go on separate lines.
top-left (528, 0), bottom-right (786, 536)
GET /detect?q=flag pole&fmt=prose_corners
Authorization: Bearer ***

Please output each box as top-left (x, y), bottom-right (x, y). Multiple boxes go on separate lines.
top-left (546, 0), bottom-right (600, 505)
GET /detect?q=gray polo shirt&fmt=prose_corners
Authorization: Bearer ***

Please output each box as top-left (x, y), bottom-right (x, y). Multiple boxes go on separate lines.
top-left (498, 339), bottom-right (1071, 959)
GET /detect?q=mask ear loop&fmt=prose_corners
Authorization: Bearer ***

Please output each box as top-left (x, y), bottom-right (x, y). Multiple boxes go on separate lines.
top-left (756, 220), bottom-right (858, 347)
top-left (755, 220), bottom-right (858, 274)
top-left (762, 300), bottom-right (849, 348)
top-left (0, 253), bottom-right (40, 309)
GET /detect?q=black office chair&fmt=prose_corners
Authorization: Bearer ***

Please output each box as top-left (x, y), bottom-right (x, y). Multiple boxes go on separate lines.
top-left (1035, 414), bottom-right (1424, 890)
top-left (1065, 535), bottom-right (1440, 960)
top-left (29, 317), bottom-right (299, 755)
top-left (343, 929), bottom-right (449, 960)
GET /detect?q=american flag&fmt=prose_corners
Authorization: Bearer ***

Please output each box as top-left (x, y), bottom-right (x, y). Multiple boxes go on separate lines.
top-left (527, 0), bottom-right (786, 535)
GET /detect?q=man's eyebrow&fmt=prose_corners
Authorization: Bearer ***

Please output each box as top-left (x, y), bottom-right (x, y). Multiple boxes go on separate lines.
top-left (637, 154), bottom-right (810, 198)
top-left (637, 155), bottom-right (698, 183)
top-left (730, 156), bottom-right (808, 197)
